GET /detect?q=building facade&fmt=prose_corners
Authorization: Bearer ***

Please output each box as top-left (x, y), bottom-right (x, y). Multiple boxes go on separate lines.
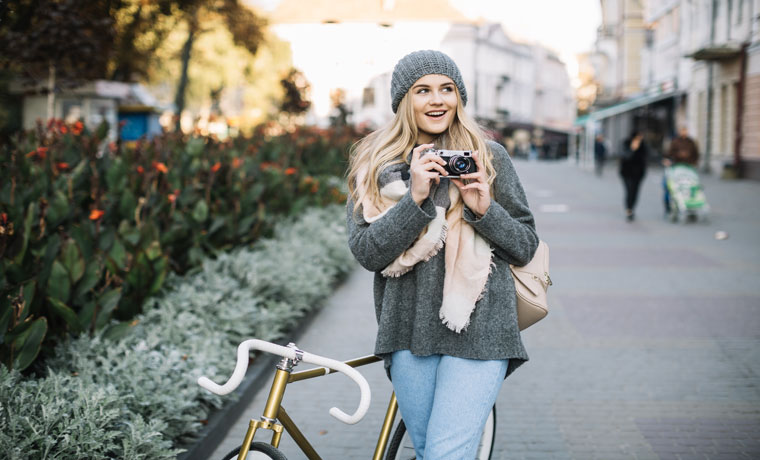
top-left (267, 0), bottom-right (576, 158)
top-left (578, 0), bottom-right (760, 180)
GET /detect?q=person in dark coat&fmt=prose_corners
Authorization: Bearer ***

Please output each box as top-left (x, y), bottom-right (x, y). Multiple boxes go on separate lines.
top-left (594, 134), bottom-right (608, 176)
top-left (619, 131), bottom-right (648, 221)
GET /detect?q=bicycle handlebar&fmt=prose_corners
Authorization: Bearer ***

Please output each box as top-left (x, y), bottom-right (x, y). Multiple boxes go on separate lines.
top-left (197, 339), bottom-right (371, 425)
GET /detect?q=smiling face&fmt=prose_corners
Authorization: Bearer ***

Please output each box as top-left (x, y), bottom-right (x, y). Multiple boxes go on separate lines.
top-left (410, 74), bottom-right (458, 144)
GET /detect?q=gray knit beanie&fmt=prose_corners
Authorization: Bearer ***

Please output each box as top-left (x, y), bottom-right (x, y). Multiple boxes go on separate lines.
top-left (390, 50), bottom-right (467, 113)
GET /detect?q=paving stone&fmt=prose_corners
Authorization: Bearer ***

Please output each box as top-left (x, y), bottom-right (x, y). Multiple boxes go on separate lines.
top-left (204, 161), bottom-right (760, 459)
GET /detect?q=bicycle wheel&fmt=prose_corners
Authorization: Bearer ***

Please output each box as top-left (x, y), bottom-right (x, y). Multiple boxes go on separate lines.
top-left (385, 405), bottom-right (496, 460)
top-left (221, 441), bottom-right (288, 460)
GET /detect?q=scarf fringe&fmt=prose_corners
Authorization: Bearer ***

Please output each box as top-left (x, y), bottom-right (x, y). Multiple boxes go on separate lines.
top-left (440, 314), bottom-right (472, 333)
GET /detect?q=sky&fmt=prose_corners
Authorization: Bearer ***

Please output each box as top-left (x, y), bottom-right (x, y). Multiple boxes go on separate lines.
top-left (251, 0), bottom-right (602, 74)
top-left (449, 0), bottom-right (601, 75)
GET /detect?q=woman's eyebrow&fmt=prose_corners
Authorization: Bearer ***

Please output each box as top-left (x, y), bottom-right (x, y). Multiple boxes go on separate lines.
top-left (411, 83), bottom-right (430, 90)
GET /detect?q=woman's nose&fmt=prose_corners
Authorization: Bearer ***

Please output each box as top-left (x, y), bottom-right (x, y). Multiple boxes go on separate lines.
top-left (430, 91), bottom-right (443, 104)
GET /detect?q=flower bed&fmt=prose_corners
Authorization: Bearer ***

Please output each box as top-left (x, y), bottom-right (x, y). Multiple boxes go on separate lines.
top-left (1, 121), bottom-right (365, 371)
top-left (0, 205), bottom-right (355, 459)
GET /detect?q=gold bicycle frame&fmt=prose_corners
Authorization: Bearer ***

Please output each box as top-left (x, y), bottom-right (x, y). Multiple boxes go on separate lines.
top-left (234, 354), bottom-right (399, 460)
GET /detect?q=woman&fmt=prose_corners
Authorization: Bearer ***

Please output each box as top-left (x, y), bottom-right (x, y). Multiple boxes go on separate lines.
top-left (619, 131), bottom-right (648, 221)
top-left (345, 50), bottom-right (538, 459)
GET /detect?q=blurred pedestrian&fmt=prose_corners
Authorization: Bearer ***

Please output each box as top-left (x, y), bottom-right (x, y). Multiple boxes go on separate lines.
top-left (594, 133), bottom-right (608, 176)
top-left (346, 49), bottom-right (538, 460)
top-left (619, 131), bottom-right (648, 221)
top-left (662, 126), bottom-right (699, 215)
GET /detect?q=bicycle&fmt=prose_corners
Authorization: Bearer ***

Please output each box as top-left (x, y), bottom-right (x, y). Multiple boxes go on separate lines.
top-left (198, 338), bottom-right (497, 460)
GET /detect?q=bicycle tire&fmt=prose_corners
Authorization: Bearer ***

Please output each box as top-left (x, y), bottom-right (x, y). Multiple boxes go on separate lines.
top-left (385, 405), bottom-right (496, 460)
top-left (221, 441), bottom-right (288, 460)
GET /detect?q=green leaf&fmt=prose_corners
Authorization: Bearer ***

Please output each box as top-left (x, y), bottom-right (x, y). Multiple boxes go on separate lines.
top-left (61, 240), bottom-right (85, 283)
top-left (36, 233), bottom-right (61, 289)
top-left (46, 190), bottom-right (70, 227)
top-left (13, 202), bottom-right (36, 265)
top-left (70, 225), bottom-right (94, 260)
top-left (185, 136), bottom-right (205, 157)
top-left (118, 190), bottom-right (137, 221)
top-left (208, 216), bottom-right (227, 235)
top-left (19, 281), bottom-right (36, 323)
top-left (0, 297), bottom-right (12, 343)
top-left (125, 253), bottom-right (151, 291)
top-left (47, 260), bottom-right (71, 302)
top-left (191, 200), bottom-right (208, 222)
top-left (95, 288), bottom-right (122, 329)
top-left (77, 300), bottom-right (96, 331)
top-left (144, 240), bottom-right (162, 261)
top-left (237, 215), bottom-right (256, 236)
top-left (98, 227), bottom-right (116, 252)
top-left (121, 227), bottom-right (141, 247)
top-left (107, 238), bottom-right (127, 271)
top-left (12, 317), bottom-right (47, 371)
top-left (47, 297), bottom-right (81, 333)
top-left (103, 321), bottom-right (132, 341)
top-left (74, 260), bottom-right (101, 300)
top-left (105, 157), bottom-right (127, 190)
top-left (149, 257), bottom-right (168, 295)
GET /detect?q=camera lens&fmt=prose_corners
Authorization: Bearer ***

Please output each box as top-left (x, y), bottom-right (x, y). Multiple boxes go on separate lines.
top-left (450, 156), bottom-right (473, 174)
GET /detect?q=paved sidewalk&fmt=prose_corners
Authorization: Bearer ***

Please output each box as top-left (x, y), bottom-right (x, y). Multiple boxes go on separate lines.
top-left (212, 160), bottom-right (760, 459)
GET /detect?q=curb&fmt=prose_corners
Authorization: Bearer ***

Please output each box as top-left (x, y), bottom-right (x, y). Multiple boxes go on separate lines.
top-left (176, 285), bottom-right (338, 460)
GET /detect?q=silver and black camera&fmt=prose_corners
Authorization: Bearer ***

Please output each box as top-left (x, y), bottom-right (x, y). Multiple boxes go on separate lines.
top-left (423, 148), bottom-right (477, 178)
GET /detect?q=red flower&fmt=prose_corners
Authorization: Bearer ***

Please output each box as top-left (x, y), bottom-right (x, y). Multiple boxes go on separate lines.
top-left (89, 209), bottom-right (105, 221)
top-left (72, 121), bottom-right (84, 135)
top-left (27, 147), bottom-right (48, 160)
top-left (1, 213), bottom-right (7, 224)
top-left (60, 125), bottom-right (68, 134)
top-left (168, 189), bottom-right (180, 203)
top-left (56, 162), bottom-right (70, 171)
top-left (232, 157), bottom-right (243, 169)
top-left (259, 162), bottom-right (279, 171)
top-left (210, 162), bottom-right (221, 173)
top-left (136, 166), bottom-right (145, 174)
top-left (152, 161), bottom-right (168, 174)
top-left (284, 167), bottom-right (297, 176)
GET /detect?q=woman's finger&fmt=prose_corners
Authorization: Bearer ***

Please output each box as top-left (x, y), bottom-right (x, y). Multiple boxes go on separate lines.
top-left (412, 143), bottom-right (435, 164)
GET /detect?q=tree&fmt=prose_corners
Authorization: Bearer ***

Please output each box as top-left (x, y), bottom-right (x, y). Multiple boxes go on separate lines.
top-left (172, 0), bottom-right (266, 131)
top-left (280, 68), bottom-right (311, 118)
top-left (0, 0), bottom-right (113, 119)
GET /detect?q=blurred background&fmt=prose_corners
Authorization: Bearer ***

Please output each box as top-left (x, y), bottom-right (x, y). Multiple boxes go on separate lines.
top-left (2, 0), bottom-right (758, 178)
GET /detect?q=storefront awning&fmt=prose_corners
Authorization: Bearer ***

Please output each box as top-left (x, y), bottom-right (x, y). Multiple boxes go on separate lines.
top-left (583, 91), bottom-right (682, 122)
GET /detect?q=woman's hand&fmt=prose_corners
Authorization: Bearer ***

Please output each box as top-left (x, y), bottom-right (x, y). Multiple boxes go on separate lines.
top-left (451, 151), bottom-right (491, 217)
top-left (410, 143), bottom-right (447, 205)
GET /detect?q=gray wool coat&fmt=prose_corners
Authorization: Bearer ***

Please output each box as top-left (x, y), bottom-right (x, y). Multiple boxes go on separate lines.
top-left (346, 140), bottom-right (539, 378)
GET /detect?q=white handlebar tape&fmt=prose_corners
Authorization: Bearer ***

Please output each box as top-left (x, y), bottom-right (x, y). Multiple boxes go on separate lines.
top-left (197, 339), bottom-right (371, 425)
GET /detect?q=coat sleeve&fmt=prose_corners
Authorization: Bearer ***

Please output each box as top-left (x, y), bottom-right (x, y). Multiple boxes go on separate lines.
top-left (463, 141), bottom-right (539, 266)
top-left (346, 191), bottom-right (437, 272)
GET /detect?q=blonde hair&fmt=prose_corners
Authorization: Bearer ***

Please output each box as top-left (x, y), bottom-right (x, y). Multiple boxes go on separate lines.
top-left (347, 87), bottom-right (495, 214)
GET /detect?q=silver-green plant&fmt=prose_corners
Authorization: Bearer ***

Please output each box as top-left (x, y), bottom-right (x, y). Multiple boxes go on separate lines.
top-left (0, 205), bottom-right (354, 458)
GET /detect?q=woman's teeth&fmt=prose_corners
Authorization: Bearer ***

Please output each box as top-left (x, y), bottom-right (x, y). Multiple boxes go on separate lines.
top-left (427, 111), bottom-right (445, 117)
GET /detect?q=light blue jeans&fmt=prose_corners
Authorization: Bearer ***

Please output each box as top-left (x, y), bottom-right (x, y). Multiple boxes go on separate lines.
top-left (390, 350), bottom-right (508, 460)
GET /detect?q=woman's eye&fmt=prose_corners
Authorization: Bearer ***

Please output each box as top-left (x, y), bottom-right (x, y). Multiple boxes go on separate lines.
top-left (442, 86), bottom-right (453, 92)
top-left (417, 88), bottom-right (428, 94)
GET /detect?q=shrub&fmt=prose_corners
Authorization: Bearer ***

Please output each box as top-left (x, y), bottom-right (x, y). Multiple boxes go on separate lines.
top-left (0, 205), bottom-right (355, 457)
top-left (0, 120), bottom-right (365, 371)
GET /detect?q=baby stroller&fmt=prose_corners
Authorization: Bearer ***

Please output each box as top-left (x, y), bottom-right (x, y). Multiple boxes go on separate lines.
top-left (665, 164), bottom-right (710, 223)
